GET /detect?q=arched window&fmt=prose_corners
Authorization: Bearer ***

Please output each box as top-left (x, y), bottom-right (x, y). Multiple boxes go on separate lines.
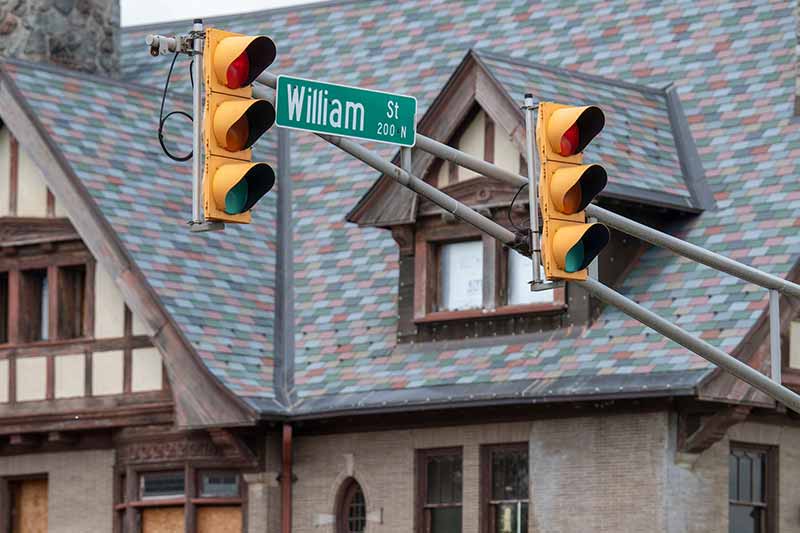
top-left (336, 477), bottom-right (367, 533)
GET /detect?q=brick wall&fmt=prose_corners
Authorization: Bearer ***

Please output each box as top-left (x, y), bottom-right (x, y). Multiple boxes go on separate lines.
top-left (0, 449), bottom-right (115, 533)
top-left (286, 412), bottom-right (800, 533)
top-left (669, 420), bottom-right (800, 533)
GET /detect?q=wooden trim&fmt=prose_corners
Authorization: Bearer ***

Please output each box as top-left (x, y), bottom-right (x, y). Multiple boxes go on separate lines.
top-left (0, 68), bottom-right (255, 426)
top-left (680, 406), bottom-right (750, 453)
top-left (8, 133), bottom-right (17, 216)
top-left (484, 115), bottom-right (495, 164)
top-left (47, 264), bottom-right (58, 341)
top-left (123, 306), bottom-right (132, 394)
top-left (414, 303), bottom-right (567, 324)
top-left (190, 497), bottom-right (243, 505)
top-left (46, 189), bottom-right (55, 217)
top-left (0, 477), bottom-right (9, 533)
top-left (184, 463), bottom-right (195, 533)
top-left (7, 270), bottom-right (19, 345)
top-left (128, 497), bottom-right (186, 508)
top-left (0, 335), bottom-right (152, 358)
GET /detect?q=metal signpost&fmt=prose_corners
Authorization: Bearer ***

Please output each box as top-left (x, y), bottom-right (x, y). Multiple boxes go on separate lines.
top-left (274, 75), bottom-right (417, 147)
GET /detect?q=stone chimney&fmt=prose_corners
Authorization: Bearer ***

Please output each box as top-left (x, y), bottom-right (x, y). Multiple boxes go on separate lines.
top-left (0, 0), bottom-right (120, 77)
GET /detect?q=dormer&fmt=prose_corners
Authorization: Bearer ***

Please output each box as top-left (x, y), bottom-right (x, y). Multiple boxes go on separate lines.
top-left (348, 50), bottom-right (713, 344)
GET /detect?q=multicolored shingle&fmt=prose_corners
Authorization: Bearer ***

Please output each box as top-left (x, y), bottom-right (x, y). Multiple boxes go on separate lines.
top-left (3, 0), bottom-right (798, 412)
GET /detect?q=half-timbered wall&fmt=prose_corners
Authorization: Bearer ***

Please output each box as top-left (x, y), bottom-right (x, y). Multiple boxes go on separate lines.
top-left (0, 127), bottom-right (165, 408)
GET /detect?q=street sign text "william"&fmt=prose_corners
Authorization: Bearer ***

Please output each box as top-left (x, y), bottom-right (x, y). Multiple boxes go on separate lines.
top-left (275, 75), bottom-right (417, 147)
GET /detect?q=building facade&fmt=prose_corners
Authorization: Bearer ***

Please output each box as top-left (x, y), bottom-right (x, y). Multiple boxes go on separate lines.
top-left (0, 0), bottom-right (799, 532)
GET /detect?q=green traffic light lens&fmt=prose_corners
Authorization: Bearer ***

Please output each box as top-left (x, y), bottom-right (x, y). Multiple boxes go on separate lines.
top-left (563, 224), bottom-right (610, 273)
top-left (223, 164), bottom-right (276, 215)
top-left (565, 241), bottom-right (585, 273)
top-left (225, 179), bottom-right (249, 214)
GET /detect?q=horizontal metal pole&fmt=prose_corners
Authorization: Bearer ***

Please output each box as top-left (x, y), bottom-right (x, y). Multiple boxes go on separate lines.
top-left (252, 80), bottom-right (516, 246)
top-left (586, 204), bottom-right (800, 298)
top-left (256, 71), bottom-right (800, 297)
top-left (415, 135), bottom-right (527, 188)
top-left (577, 277), bottom-right (800, 414)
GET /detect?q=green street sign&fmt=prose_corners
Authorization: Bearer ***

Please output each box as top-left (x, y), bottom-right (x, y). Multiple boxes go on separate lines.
top-left (275, 75), bottom-right (417, 147)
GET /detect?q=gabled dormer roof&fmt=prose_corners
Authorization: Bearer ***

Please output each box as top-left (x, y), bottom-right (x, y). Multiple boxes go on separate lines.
top-left (349, 49), bottom-right (714, 228)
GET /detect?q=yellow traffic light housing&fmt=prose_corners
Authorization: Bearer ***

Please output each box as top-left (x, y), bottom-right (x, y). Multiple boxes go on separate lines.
top-left (203, 28), bottom-right (277, 224)
top-left (537, 103), bottom-right (610, 280)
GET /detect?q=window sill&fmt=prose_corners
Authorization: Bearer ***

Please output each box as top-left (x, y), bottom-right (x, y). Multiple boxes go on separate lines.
top-left (415, 303), bottom-right (567, 323)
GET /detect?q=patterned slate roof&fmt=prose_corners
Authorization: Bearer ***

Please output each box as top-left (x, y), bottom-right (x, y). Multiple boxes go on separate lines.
top-left (475, 51), bottom-right (697, 209)
top-left (2, 59), bottom-right (280, 401)
top-left (3, 0), bottom-right (799, 414)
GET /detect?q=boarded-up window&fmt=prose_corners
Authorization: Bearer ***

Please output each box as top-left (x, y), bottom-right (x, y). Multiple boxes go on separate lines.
top-left (141, 507), bottom-right (184, 533)
top-left (507, 250), bottom-right (553, 306)
top-left (197, 506), bottom-right (241, 533)
top-left (9, 478), bottom-right (48, 533)
top-left (439, 241), bottom-right (482, 311)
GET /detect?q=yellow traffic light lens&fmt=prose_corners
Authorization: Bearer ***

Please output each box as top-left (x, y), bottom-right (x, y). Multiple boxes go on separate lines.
top-left (226, 115), bottom-right (250, 152)
top-left (550, 164), bottom-right (607, 215)
top-left (213, 99), bottom-right (275, 152)
top-left (562, 184), bottom-right (582, 213)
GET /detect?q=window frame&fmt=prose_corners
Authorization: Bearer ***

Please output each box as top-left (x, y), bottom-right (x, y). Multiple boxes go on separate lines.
top-left (115, 464), bottom-right (246, 533)
top-left (728, 442), bottom-right (778, 533)
top-left (416, 447), bottom-right (463, 533)
top-left (413, 221), bottom-right (566, 323)
top-left (480, 443), bottom-right (530, 533)
top-left (336, 477), bottom-right (367, 533)
top-left (0, 249), bottom-right (94, 348)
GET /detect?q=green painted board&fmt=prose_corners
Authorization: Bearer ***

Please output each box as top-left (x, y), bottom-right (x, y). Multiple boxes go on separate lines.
top-left (275, 75), bottom-right (417, 147)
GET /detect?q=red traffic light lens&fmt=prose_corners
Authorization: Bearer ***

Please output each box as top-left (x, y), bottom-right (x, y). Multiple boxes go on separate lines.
top-left (560, 124), bottom-right (579, 156)
top-left (226, 51), bottom-right (250, 89)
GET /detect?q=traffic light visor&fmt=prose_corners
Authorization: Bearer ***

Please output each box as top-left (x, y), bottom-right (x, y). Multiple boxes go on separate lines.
top-left (549, 164), bottom-right (607, 214)
top-left (213, 35), bottom-right (277, 89)
top-left (553, 223), bottom-right (610, 272)
top-left (546, 106), bottom-right (605, 156)
top-left (213, 99), bottom-right (276, 152)
top-left (213, 163), bottom-right (276, 215)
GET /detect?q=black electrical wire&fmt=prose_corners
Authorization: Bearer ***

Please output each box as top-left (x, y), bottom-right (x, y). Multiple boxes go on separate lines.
top-left (507, 182), bottom-right (529, 232)
top-left (157, 52), bottom-right (192, 162)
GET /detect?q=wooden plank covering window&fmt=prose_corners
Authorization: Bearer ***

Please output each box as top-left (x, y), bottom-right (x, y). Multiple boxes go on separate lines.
top-left (10, 478), bottom-right (48, 533)
top-left (141, 507), bottom-right (184, 533)
top-left (197, 506), bottom-right (242, 533)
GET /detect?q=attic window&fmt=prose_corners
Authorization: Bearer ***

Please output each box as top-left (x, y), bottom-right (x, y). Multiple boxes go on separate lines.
top-left (19, 269), bottom-right (48, 342)
top-left (507, 250), bottom-right (553, 306)
top-left (790, 321), bottom-right (800, 370)
top-left (439, 240), bottom-right (483, 311)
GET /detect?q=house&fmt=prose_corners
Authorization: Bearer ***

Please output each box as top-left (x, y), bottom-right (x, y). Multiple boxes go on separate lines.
top-left (0, 0), bottom-right (798, 531)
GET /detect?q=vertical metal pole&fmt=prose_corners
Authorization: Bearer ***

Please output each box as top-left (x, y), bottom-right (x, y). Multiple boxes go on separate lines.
top-left (401, 147), bottom-right (412, 174)
top-left (588, 216), bottom-right (599, 279)
top-left (191, 19), bottom-right (204, 225)
top-left (523, 94), bottom-right (542, 286)
top-left (769, 290), bottom-right (782, 384)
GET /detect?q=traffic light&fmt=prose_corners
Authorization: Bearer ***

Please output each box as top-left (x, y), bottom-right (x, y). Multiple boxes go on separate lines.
top-left (537, 103), bottom-right (610, 280)
top-left (203, 28), bottom-right (277, 223)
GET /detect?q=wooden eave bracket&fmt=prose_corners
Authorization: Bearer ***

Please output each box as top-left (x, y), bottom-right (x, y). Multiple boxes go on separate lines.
top-left (679, 405), bottom-right (751, 454)
top-left (207, 428), bottom-right (258, 467)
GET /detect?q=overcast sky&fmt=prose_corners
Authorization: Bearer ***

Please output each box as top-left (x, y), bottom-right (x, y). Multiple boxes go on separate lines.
top-left (121, 0), bottom-right (319, 27)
